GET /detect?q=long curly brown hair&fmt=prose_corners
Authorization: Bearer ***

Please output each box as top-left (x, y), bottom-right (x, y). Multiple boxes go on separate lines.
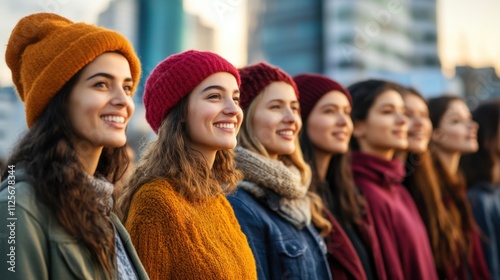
top-left (117, 95), bottom-right (243, 221)
top-left (2, 70), bottom-right (130, 278)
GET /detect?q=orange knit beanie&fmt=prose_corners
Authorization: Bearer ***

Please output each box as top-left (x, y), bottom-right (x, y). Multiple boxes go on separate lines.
top-left (5, 13), bottom-right (141, 128)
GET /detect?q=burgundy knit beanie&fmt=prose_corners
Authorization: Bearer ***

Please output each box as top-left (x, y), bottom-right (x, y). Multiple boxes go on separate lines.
top-left (294, 73), bottom-right (352, 121)
top-left (238, 62), bottom-right (299, 109)
top-left (143, 50), bottom-right (240, 133)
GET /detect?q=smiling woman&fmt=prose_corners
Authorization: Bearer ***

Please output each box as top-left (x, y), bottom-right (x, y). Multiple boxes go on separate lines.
top-left (117, 50), bottom-right (257, 280)
top-left (0, 13), bottom-right (147, 279)
top-left (227, 62), bottom-right (332, 280)
top-left (348, 79), bottom-right (438, 280)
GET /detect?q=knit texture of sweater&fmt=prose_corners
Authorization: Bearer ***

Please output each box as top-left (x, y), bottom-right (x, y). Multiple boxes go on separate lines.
top-left (125, 179), bottom-right (257, 280)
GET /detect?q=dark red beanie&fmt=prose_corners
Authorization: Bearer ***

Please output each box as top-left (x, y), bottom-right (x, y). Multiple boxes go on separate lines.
top-left (238, 62), bottom-right (299, 109)
top-left (143, 50), bottom-right (240, 134)
top-left (294, 73), bottom-right (352, 121)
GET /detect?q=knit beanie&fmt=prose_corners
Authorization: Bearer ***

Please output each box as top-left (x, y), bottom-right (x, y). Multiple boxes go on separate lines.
top-left (294, 73), bottom-right (352, 121)
top-left (238, 62), bottom-right (299, 109)
top-left (143, 50), bottom-right (240, 134)
top-left (5, 13), bottom-right (141, 128)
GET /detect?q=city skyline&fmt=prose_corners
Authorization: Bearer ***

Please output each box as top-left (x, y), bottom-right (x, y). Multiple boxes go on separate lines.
top-left (0, 0), bottom-right (499, 86)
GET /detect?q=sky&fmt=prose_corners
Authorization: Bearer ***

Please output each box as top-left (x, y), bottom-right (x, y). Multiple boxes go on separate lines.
top-left (437, 0), bottom-right (500, 76)
top-left (0, 0), bottom-right (499, 85)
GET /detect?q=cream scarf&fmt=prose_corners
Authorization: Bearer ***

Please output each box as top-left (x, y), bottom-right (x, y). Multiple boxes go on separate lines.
top-left (235, 146), bottom-right (311, 229)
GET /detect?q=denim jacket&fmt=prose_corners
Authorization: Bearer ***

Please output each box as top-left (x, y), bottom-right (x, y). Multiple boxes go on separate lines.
top-left (228, 188), bottom-right (332, 280)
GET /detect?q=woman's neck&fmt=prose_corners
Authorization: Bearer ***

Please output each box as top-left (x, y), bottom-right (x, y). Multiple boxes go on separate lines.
top-left (434, 148), bottom-right (461, 175)
top-left (75, 146), bottom-right (103, 176)
top-left (313, 149), bottom-right (332, 181)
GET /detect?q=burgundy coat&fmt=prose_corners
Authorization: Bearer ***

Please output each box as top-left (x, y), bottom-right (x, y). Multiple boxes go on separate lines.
top-left (351, 151), bottom-right (438, 280)
top-left (324, 208), bottom-right (387, 280)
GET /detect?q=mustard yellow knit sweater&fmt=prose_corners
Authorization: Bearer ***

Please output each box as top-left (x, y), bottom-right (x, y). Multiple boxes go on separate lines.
top-left (125, 179), bottom-right (257, 280)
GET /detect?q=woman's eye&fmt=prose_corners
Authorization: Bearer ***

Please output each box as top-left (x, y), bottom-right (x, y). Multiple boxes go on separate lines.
top-left (123, 85), bottom-right (132, 95)
top-left (94, 82), bottom-right (107, 88)
top-left (233, 97), bottom-right (240, 104)
top-left (208, 94), bottom-right (221, 100)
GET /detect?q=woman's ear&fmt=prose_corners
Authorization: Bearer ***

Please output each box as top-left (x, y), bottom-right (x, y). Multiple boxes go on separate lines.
top-left (431, 128), bottom-right (443, 144)
top-left (352, 120), bottom-right (366, 139)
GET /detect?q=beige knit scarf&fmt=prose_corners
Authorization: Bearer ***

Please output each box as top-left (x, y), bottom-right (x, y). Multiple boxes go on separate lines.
top-left (234, 146), bottom-right (311, 229)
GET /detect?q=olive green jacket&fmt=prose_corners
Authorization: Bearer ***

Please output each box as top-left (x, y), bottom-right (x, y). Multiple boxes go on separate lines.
top-left (0, 165), bottom-right (149, 280)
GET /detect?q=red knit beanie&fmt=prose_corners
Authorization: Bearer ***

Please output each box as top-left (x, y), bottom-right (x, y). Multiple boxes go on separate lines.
top-left (238, 62), bottom-right (299, 109)
top-left (294, 73), bottom-right (352, 121)
top-left (143, 50), bottom-right (240, 134)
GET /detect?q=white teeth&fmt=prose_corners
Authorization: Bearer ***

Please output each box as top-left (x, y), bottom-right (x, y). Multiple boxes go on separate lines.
top-left (214, 123), bottom-right (235, 129)
top-left (277, 130), bottom-right (293, 136)
top-left (101, 116), bottom-right (125, 124)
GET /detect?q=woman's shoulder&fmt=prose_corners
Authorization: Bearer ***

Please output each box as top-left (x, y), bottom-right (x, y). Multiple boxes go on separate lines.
top-left (227, 187), bottom-right (264, 212)
top-left (0, 175), bottom-right (51, 224)
top-left (133, 178), bottom-right (177, 199)
top-left (227, 187), bottom-right (300, 232)
top-left (227, 187), bottom-right (271, 222)
top-left (127, 179), bottom-right (191, 221)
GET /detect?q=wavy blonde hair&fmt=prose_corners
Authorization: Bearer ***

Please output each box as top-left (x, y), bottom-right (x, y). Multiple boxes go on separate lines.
top-left (238, 92), bottom-right (331, 236)
top-left (117, 96), bottom-right (243, 220)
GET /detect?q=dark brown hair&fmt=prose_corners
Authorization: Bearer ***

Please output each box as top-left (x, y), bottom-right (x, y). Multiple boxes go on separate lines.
top-left (300, 128), bottom-right (364, 226)
top-left (2, 70), bottom-right (129, 277)
top-left (347, 79), bottom-right (405, 150)
top-left (461, 99), bottom-right (500, 186)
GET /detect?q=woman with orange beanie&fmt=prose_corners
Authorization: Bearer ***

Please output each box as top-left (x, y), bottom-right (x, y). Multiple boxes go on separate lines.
top-left (227, 63), bottom-right (331, 279)
top-left (118, 50), bottom-right (257, 280)
top-left (0, 13), bottom-right (147, 279)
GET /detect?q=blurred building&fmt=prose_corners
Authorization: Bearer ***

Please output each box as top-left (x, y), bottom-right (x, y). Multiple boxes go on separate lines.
top-left (455, 66), bottom-right (500, 108)
top-left (98, 0), bottom-right (138, 47)
top-left (98, 0), bottom-right (185, 99)
top-left (247, 0), bottom-right (324, 73)
top-left (247, 0), bottom-right (451, 97)
top-left (184, 13), bottom-right (216, 52)
top-left (0, 86), bottom-right (26, 160)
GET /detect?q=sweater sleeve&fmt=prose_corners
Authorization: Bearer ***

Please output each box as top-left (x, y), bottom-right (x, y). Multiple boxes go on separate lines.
top-left (227, 193), bottom-right (269, 280)
top-left (0, 202), bottom-right (49, 280)
top-left (125, 186), bottom-right (173, 280)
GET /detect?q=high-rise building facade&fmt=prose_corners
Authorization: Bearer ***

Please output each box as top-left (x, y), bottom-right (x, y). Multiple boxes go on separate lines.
top-left (247, 0), bottom-right (451, 96)
top-left (247, 0), bottom-right (324, 75)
